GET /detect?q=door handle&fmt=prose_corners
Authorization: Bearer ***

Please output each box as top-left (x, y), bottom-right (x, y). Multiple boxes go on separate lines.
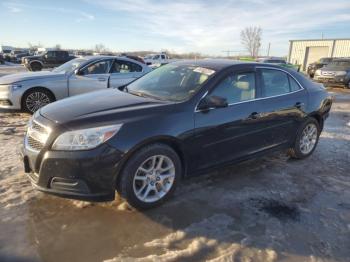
top-left (247, 112), bottom-right (261, 120)
top-left (295, 102), bottom-right (305, 109)
top-left (98, 77), bottom-right (106, 82)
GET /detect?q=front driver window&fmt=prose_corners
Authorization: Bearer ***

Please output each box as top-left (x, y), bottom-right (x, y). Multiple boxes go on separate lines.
top-left (210, 72), bottom-right (256, 104)
top-left (81, 60), bottom-right (113, 75)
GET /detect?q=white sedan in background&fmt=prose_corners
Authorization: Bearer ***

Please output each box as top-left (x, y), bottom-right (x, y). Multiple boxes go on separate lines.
top-left (0, 56), bottom-right (151, 113)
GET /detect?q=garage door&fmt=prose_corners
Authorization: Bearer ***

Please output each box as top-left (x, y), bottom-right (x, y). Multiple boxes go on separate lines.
top-left (303, 46), bottom-right (329, 71)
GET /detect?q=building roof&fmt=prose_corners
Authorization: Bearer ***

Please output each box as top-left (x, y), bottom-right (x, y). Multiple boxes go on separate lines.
top-left (289, 38), bottom-right (350, 42)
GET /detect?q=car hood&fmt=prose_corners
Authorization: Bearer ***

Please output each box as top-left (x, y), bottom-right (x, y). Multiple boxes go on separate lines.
top-left (40, 89), bottom-right (171, 126)
top-left (321, 66), bottom-right (349, 72)
top-left (0, 71), bottom-right (65, 84)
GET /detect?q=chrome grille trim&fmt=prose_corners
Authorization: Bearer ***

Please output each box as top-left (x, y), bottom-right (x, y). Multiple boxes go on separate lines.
top-left (25, 119), bottom-right (51, 152)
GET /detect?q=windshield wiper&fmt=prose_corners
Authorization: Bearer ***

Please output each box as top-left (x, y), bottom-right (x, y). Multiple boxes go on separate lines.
top-left (128, 90), bottom-right (166, 101)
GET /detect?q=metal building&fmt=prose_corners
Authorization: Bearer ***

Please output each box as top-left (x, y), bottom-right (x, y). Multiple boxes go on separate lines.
top-left (288, 38), bottom-right (350, 71)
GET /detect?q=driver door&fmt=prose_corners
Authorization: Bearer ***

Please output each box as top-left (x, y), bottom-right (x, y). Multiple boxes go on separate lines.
top-left (68, 59), bottom-right (112, 96)
top-left (189, 68), bottom-right (268, 170)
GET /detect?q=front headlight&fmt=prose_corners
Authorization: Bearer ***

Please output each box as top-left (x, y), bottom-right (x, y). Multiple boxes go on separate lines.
top-left (335, 71), bottom-right (347, 76)
top-left (315, 69), bottom-right (321, 76)
top-left (52, 124), bottom-right (122, 151)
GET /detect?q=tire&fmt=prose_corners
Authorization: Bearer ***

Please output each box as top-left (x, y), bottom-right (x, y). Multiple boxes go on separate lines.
top-left (345, 82), bottom-right (350, 89)
top-left (30, 62), bottom-right (42, 71)
top-left (22, 88), bottom-right (55, 113)
top-left (288, 118), bottom-right (320, 159)
top-left (119, 143), bottom-right (182, 209)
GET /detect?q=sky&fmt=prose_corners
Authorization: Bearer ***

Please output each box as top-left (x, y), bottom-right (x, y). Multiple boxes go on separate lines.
top-left (1, 0), bottom-right (350, 56)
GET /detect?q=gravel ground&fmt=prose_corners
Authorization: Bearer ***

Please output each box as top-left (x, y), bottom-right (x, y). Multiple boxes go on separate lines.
top-left (0, 65), bottom-right (349, 262)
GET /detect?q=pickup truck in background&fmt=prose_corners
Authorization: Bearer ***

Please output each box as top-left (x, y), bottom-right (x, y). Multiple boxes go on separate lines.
top-left (22, 50), bottom-right (76, 71)
top-left (143, 53), bottom-right (171, 66)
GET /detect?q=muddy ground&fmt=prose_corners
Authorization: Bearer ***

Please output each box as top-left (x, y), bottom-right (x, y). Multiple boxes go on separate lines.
top-left (0, 65), bottom-right (349, 262)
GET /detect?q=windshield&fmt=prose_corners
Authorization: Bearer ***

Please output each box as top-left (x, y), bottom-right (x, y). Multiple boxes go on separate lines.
top-left (127, 64), bottom-right (215, 102)
top-left (52, 58), bottom-right (87, 74)
top-left (328, 61), bottom-right (350, 67)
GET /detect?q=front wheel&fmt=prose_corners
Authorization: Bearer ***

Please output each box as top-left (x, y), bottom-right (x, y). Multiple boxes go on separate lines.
top-left (288, 118), bottom-right (320, 159)
top-left (119, 144), bottom-right (182, 209)
top-left (22, 89), bottom-right (55, 113)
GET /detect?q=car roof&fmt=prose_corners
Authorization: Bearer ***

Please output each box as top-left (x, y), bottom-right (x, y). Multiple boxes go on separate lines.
top-left (80, 55), bottom-right (145, 64)
top-left (171, 59), bottom-right (254, 70)
top-left (170, 59), bottom-right (290, 71)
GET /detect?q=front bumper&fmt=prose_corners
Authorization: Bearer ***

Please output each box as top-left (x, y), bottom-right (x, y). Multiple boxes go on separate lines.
top-left (21, 142), bottom-right (124, 202)
top-left (314, 75), bottom-right (349, 86)
top-left (0, 88), bottom-right (21, 109)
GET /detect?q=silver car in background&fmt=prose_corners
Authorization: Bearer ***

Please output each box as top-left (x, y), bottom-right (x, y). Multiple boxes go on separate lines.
top-left (0, 56), bottom-right (151, 113)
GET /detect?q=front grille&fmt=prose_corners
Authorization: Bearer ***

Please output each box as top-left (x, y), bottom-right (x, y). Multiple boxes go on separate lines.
top-left (25, 119), bottom-right (50, 152)
top-left (27, 136), bottom-right (45, 151)
top-left (32, 121), bottom-right (47, 134)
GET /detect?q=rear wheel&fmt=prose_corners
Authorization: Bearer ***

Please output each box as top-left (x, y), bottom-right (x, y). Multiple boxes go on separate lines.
top-left (30, 62), bottom-right (42, 71)
top-left (119, 143), bottom-right (181, 209)
top-left (22, 89), bottom-right (55, 113)
top-left (288, 118), bottom-right (320, 159)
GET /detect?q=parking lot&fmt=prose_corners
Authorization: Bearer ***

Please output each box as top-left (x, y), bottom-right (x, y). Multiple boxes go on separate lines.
top-left (0, 64), bottom-right (349, 262)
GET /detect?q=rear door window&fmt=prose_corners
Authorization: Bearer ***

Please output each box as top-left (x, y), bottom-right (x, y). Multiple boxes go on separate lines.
top-left (260, 69), bottom-right (291, 97)
top-left (110, 60), bottom-right (142, 73)
top-left (289, 76), bottom-right (301, 92)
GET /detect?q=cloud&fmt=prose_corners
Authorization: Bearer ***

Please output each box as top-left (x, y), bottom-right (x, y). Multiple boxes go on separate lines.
top-left (3, 2), bottom-right (22, 13)
top-left (85, 0), bottom-right (350, 55)
top-left (2, 2), bottom-right (94, 22)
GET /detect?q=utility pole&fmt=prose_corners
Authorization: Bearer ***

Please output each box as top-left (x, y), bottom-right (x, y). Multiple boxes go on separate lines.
top-left (267, 43), bottom-right (271, 57)
top-left (222, 50), bottom-right (235, 57)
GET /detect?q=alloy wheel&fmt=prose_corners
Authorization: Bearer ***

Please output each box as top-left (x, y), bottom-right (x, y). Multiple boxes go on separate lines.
top-left (25, 92), bottom-right (51, 113)
top-left (299, 123), bottom-right (318, 154)
top-left (133, 155), bottom-right (175, 203)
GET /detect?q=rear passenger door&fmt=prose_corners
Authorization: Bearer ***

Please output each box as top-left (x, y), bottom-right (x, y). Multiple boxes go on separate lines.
top-left (109, 59), bottom-right (144, 88)
top-left (255, 67), bottom-right (307, 146)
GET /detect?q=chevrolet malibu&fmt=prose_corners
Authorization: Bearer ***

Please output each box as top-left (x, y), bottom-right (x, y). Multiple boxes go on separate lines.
top-left (21, 60), bottom-right (332, 209)
top-left (0, 56), bottom-right (151, 113)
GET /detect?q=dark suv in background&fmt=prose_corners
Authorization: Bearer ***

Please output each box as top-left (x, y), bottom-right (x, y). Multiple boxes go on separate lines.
top-left (0, 54), bottom-right (4, 64)
top-left (313, 58), bottom-right (350, 88)
top-left (22, 50), bottom-right (75, 71)
top-left (307, 57), bottom-right (333, 78)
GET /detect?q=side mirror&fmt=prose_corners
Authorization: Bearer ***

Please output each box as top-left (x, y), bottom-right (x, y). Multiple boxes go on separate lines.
top-left (44, 54), bottom-right (48, 59)
top-left (197, 95), bottom-right (228, 111)
top-left (74, 69), bottom-right (83, 75)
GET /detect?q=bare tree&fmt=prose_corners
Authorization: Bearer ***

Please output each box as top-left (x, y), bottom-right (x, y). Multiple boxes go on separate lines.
top-left (240, 26), bottom-right (262, 58)
top-left (54, 44), bottom-right (61, 50)
top-left (94, 44), bottom-right (108, 53)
